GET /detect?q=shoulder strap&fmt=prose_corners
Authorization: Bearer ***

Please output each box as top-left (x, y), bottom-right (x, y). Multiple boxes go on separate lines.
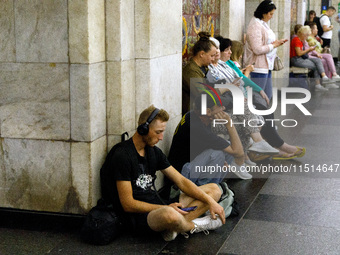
top-left (146, 146), bottom-right (157, 173)
top-left (146, 146), bottom-right (167, 205)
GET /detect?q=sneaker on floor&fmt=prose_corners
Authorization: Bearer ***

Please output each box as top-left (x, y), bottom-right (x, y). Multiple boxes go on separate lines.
top-left (315, 84), bottom-right (329, 91)
top-left (162, 230), bottom-right (178, 241)
top-left (248, 140), bottom-right (279, 154)
top-left (325, 83), bottom-right (339, 89)
top-left (230, 162), bottom-right (252, 180)
top-left (321, 76), bottom-right (335, 84)
top-left (332, 75), bottom-right (340, 82)
top-left (191, 215), bottom-right (223, 235)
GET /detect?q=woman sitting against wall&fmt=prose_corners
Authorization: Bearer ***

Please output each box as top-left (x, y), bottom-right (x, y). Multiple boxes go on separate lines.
top-left (216, 36), bottom-right (306, 160)
top-left (305, 21), bottom-right (340, 85)
top-left (206, 37), bottom-right (279, 166)
top-left (182, 32), bottom-right (217, 114)
top-left (290, 25), bottom-right (334, 91)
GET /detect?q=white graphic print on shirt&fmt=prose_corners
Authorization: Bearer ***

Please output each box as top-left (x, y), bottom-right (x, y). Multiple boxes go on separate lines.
top-left (136, 174), bottom-right (153, 190)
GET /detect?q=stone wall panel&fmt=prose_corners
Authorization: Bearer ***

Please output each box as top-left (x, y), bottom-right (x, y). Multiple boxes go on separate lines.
top-left (135, 54), bottom-right (182, 120)
top-left (2, 139), bottom-right (71, 212)
top-left (69, 0), bottom-right (105, 64)
top-left (70, 63), bottom-right (106, 142)
top-left (107, 60), bottom-right (136, 135)
top-left (0, 63), bottom-right (70, 140)
top-left (106, 0), bottom-right (135, 61)
top-left (0, 0), bottom-right (15, 62)
top-left (15, 0), bottom-right (68, 63)
top-left (135, 0), bottom-right (182, 59)
top-left (71, 136), bottom-right (106, 212)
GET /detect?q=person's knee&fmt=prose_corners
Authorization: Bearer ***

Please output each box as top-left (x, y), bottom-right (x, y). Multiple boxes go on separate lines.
top-left (231, 150), bottom-right (244, 159)
top-left (147, 207), bottom-right (182, 231)
top-left (202, 149), bottom-right (225, 166)
top-left (158, 207), bottom-right (182, 226)
top-left (204, 183), bottom-right (222, 201)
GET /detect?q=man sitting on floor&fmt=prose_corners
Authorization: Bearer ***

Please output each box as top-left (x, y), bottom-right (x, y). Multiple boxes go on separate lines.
top-left (100, 105), bottom-right (225, 241)
top-left (168, 93), bottom-right (251, 185)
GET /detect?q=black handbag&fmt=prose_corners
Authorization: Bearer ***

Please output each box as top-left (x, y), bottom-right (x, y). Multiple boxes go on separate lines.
top-left (301, 53), bottom-right (309, 59)
top-left (80, 199), bottom-right (122, 245)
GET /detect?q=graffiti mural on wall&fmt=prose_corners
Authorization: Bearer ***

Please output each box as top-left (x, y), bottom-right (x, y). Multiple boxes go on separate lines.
top-left (182, 0), bottom-right (221, 64)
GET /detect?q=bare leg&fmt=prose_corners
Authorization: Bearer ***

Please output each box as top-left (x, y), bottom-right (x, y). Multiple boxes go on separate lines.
top-left (250, 132), bottom-right (263, 143)
top-left (147, 207), bottom-right (195, 233)
top-left (278, 142), bottom-right (299, 154)
top-left (147, 183), bottom-right (221, 233)
top-left (179, 183), bottom-right (221, 222)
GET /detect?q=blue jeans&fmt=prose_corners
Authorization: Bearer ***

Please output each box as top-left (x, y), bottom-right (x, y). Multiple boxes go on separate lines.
top-left (181, 149), bottom-right (234, 186)
top-left (250, 71), bottom-right (273, 100)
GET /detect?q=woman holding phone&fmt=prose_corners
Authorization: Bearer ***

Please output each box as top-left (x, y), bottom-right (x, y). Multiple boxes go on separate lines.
top-left (306, 22), bottom-right (340, 85)
top-left (206, 37), bottom-right (279, 167)
top-left (290, 26), bottom-right (334, 91)
top-left (244, 0), bottom-right (287, 100)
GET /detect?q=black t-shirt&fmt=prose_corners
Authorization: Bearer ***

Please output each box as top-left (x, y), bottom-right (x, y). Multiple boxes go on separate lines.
top-left (168, 111), bottom-right (230, 172)
top-left (102, 138), bottom-right (171, 214)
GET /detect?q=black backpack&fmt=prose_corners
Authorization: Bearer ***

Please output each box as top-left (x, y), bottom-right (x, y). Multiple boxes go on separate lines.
top-left (80, 132), bottom-right (129, 245)
top-left (80, 199), bottom-right (122, 245)
top-left (314, 15), bottom-right (325, 37)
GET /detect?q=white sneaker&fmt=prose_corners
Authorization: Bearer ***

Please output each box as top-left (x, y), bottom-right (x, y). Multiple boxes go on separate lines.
top-left (325, 83), bottom-right (339, 89)
top-left (245, 159), bottom-right (256, 167)
top-left (332, 75), bottom-right (340, 82)
top-left (162, 230), bottom-right (178, 241)
top-left (191, 215), bottom-right (223, 235)
top-left (248, 140), bottom-right (279, 154)
top-left (322, 76), bottom-right (335, 84)
top-left (230, 162), bottom-right (253, 180)
top-left (315, 84), bottom-right (329, 91)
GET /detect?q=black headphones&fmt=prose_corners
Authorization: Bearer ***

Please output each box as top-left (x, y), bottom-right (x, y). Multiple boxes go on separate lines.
top-left (137, 108), bottom-right (160, 135)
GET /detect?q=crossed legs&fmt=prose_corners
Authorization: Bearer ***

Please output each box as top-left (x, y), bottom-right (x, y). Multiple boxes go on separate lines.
top-left (146, 183), bottom-right (221, 233)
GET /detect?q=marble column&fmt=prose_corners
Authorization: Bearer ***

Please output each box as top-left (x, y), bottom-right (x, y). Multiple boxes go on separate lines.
top-left (220, 0), bottom-right (246, 41)
top-left (271, 0), bottom-right (292, 89)
top-left (106, 0), bottom-right (136, 148)
top-left (0, 0), bottom-right (107, 214)
top-left (134, 0), bottom-right (183, 155)
top-left (0, 0), bottom-right (183, 214)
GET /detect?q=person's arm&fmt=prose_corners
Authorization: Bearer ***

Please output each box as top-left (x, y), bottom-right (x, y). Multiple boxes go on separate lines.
top-left (321, 16), bottom-right (333, 32)
top-left (247, 22), bottom-right (286, 55)
top-left (116, 181), bottom-right (164, 213)
top-left (116, 180), bottom-right (187, 215)
top-left (242, 65), bottom-right (254, 77)
top-left (295, 43), bottom-right (315, 57)
top-left (226, 60), bottom-right (263, 93)
top-left (161, 166), bottom-right (225, 223)
top-left (304, 41), bottom-right (319, 57)
top-left (214, 110), bottom-right (243, 157)
top-left (247, 26), bottom-right (273, 55)
top-left (183, 65), bottom-right (206, 99)
top-left (322, 24), bottom-right (333, 32)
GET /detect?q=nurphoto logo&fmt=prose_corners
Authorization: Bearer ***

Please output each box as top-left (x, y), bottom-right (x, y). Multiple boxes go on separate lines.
top-left (199, 83), bottom-right (312, 128)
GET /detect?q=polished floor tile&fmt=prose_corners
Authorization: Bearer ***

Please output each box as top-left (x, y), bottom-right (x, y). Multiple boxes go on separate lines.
top-left (158, 178), bottom-right (269, 255)
top-left (0, 228), bottom-right (69, 255)
top-left (244, 194), bottom-right (340, 230)
top-left (260, 174), bottom-right (340, 200)
top-left (218, 219), bottom-right (340, 255)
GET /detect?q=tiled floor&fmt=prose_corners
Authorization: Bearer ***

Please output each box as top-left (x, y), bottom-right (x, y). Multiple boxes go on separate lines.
top-left (1, 84), bottom-right (339, 254)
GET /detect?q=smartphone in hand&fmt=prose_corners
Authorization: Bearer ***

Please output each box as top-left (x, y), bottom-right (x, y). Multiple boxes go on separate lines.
top-left (232, 77), bottom-right (242, 84)
top-left (180, 206), bottom-right (198, 212)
